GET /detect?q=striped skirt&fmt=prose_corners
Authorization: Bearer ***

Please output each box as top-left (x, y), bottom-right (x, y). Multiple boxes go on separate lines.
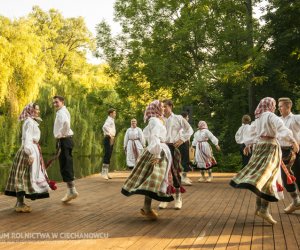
top-left (230, 138), bottom-right (283, 202)
top-left (121, 150), bottom-right (174, 202)
top-left (5, 147), bottom-right (50, 200)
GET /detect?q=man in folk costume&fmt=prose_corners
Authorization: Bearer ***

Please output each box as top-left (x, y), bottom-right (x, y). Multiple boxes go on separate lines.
top-left (159, 99), bottom-right (194, 210)
top-left (180, 111), bottom-right (193, 185)
top-left (235, 115), bottom-right (252, 168)
top-left (278, 97), bottom-right (300, 213)
top-left (53, 96), bottom-right (78, 203)
top-left (5, 103), bottom-right (50, 212)
top-left (124, 118), bottom-right (145, 169)
top-left (230, 97), bottom-right (299, 225)
top-left (101, 108), bottom-right (116, 180)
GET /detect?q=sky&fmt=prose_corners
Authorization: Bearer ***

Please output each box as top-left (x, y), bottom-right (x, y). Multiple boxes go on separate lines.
top-left (0, 0), bottom-right (120, 64)
top-left (0, 1), bottom-right (267, 64)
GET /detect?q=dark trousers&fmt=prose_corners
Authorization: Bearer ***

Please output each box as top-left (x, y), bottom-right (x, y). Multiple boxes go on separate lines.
top-left (179, 141), bottom-right (190, 172)
top-left (281, 148), bottom-right (300, 193)
top-left (58, 137), bottom-right (74, 182)
top-left (292, 153), bottom-right (300, 190)
top-left (103, 136), bottom-right (114, 164)
top-left (167, 144), bottom-right (181, 188)
top-left (239, 144), bottom-right (251, 168)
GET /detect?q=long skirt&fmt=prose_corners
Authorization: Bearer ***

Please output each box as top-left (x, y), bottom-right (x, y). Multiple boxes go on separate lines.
top-left (126, 139), bottom-right (144, 168)
top-left (230, 139), bottom-right (283, 202)
top-left (121, 150), bottom-right (174, 202)
top-left (5, 146), bottom-right (50, 200)
top-left (195, 142), bottom-right (217, 170)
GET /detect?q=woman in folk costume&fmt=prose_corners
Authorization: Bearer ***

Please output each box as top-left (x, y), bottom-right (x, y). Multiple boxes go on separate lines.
top-left (230, 97), bottom-right (299, 225)
top-left (5, 103), bottom-right (51, 213)
top-left (124, 118), bottom-right (145, 169)
top-left (192, 121), bottom-right (220, 183)
top-left (121, 100), bottom-right (174, 220)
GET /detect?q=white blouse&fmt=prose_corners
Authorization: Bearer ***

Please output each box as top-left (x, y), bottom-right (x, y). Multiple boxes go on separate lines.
top-left (22, 117), bottom-right (40, 157)
top-left (243, 112), bottom-right (295, 146)
top-left (123, 127), bottom-right (145, 148)
top-left (279, 113), bottom-right (300, 146)
top-left (192, 129), bottom-right (219, 146)
top-left (143, 117), bottom-right (167, 159)
top-left (235, 124), bottom-right (251, 144)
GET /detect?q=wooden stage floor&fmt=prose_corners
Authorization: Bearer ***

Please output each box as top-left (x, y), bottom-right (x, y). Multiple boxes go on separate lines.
top-left (0, 172), bottom-right (300, 250)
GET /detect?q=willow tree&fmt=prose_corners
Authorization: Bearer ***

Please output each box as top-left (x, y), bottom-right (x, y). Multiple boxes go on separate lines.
top-left (0, 16), bottom-right (46, 115)
top-left (0, 7), bottom-right (120, 163)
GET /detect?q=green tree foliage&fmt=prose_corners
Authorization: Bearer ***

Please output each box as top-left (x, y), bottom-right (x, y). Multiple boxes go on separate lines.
top-left (260, 1), bottom-right (300, 102)
top-left (96, 0), bottom-right (300, 168)
top-left (1, 1), bottom-right (299, 173)
top-left (0, 7), bottom-right (122, 167)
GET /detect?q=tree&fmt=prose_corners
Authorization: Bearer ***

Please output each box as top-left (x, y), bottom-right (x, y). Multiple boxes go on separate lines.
top-left (96, 0), bottom-right (265, 155)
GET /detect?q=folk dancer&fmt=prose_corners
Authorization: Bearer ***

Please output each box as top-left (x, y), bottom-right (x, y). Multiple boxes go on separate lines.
top-left (278, 97), bottom-right (300, 213)
top-left (158, 99), bottom-right (193, 210)
top-left (124, 118), bottom-right (145, 169)
top-left (53, 96), bottom-right (78, 203)
top-left (180, 111), bottom-right (193, 185)
top-left (101, 108), bottom-right (116, 180)
top-left (5, 103), bottom-right (50, 212)
top-left (121, 100), bottom-right (174, 220)
top-left (235, 115), bottom-right (252, 168)
top-left (192, 121), bottom-right (220, 182)
top-left (230, 97), bottom-right (299, 225)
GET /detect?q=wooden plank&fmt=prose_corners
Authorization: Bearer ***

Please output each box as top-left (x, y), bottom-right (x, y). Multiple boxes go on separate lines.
top-left (191, 186), bottom-right (236, 249)
top-left (0, 172), bottom-right (299, 249)
top-left (159, 182), bottom-right (227, 249)
top-left (124, 186), bottom-right (205, 249)
top-left (189, 183), bottom-right (240, 249)
top-left (238, 193), bottom-right (255, 250)
top-left (277, 196), bottom-right (299, 250)
top-left (251, 211), bottom-right (263, 250)
top-left (213, 189), bottom-right (245, 249)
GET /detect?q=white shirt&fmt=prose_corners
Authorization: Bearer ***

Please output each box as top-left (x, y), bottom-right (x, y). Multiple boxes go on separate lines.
top-left (279, 112), bottom-right (300, 146)
top-left (192, 129), bottom-right (219, 146)
top-left (143, 117), bottom-right (167, 159)
top-left (164, 113), bottom-right (193, 143)
top-left (235, 124), bottom-right (251, 144)
top-left (243, 112), bottom-right (295, 146)
top-left (53, 106), bottom-right (74, 139)
top-left (22, 117), bottom-right (40, 156)
top-left (123, 127), bottom-right (145, 148)
top-left (102, 116), bottom-right (116, 137)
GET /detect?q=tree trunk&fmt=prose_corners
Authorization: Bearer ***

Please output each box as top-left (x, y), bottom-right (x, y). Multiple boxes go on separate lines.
top-left (245, 0), bottom-right (255, 115)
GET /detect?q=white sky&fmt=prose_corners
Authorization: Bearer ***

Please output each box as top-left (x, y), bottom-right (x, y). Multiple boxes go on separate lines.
top-left (0, 0), bottom-right (120, 64)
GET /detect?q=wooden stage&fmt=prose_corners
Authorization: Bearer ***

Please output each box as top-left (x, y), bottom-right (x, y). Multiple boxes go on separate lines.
top-left (0, 172), bottom-right (300, 250)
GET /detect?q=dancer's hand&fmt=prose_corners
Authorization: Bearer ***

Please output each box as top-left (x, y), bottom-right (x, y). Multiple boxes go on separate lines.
top-left (292, 142), bottom-right (299, 153)
top-left (243, 146), bottom-right (251, 156)
top-left (216, 145), bottom-right (221, 151)
top-left (174, 139), bottom-right (184, 148)
top-left (152, 158), bottom-right (160, 164)
top-left (28, 155), bottom-right (34, 165)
